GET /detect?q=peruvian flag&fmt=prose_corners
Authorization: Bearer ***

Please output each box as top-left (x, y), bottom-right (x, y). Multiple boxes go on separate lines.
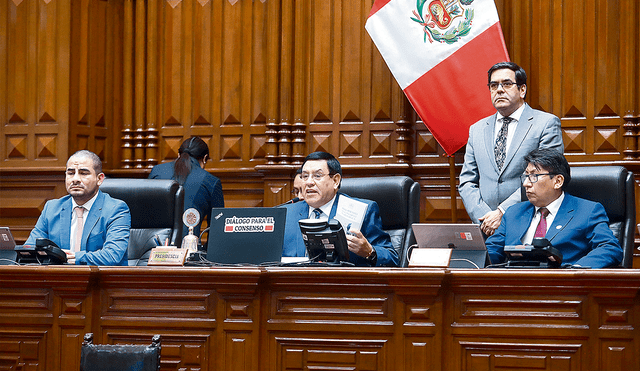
top-left (366, 0), bottom-right (510, 156)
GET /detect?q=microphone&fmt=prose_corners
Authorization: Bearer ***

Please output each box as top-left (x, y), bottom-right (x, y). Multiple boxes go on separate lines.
top-left (276, 197), bottom-right (301, 207)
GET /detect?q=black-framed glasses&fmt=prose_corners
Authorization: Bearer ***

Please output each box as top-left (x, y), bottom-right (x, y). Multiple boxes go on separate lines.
top-left (300, 172), bottom-right (333, 182)
top-left (488, 80), bottom-right (517, 91)
top-left (520, 173), bottom-right (555, 184)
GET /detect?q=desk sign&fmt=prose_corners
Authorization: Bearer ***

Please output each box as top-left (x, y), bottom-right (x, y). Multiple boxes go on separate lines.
top-left (408, 248), bottom-right (452, 268)
top-left (148, 247), bottom-right (187, 266)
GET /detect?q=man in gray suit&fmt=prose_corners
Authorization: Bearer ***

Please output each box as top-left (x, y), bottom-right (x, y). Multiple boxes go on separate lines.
top-left (459, 62), bottom-right (564, 236)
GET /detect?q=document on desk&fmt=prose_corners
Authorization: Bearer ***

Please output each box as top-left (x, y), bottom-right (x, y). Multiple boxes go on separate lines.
top-left (334, 196), bottom-right (367, 232)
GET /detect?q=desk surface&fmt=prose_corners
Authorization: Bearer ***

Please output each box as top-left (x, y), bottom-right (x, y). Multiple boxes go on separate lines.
top-left (1, 266), bottom-right (639, 371)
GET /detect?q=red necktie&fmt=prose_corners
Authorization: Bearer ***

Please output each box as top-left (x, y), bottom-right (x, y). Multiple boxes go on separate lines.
top-left (534, 207), bottom-right (549, 238)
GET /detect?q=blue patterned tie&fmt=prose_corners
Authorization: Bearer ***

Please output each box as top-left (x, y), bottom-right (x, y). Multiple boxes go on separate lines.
top-left (494, 117), bottom-right (512, 170)
top-left (312, 208), bottom-right (322, 219)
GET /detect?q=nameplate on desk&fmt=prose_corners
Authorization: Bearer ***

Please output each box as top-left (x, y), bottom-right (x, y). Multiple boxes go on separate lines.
top-left (148, 247), bottom-right (187, 266)
top-left (408, 248), bottom-right (452, 268)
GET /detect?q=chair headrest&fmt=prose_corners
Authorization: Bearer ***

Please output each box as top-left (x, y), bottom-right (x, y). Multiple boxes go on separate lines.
top-left (564, 166), bottom-right (627, 221)
top-left (100, 178), bottom-right (180, 229)
top-left (339, 176), bottom-right (415, 229)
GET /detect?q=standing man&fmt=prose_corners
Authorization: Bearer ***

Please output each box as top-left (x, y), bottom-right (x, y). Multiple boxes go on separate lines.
top-left (486, 149), bottom-right (622, 268)
top-left (25, 150), bottom-right (131, 265)
top-left (459, 62), bottom-right (564, 236)
top-left (281, 152), bottom-right (398, 267)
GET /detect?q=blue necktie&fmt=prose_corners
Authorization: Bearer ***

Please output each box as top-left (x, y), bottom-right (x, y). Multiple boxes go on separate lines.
top-left (312, 208), bottom-right (322, 219)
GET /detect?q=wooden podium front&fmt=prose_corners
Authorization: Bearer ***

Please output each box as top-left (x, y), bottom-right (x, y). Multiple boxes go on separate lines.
top-left (0, 266), bottom-right (638, 371)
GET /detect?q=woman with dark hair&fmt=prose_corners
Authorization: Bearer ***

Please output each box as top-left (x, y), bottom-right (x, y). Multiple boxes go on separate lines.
top-left (149, 137), bottom-right (224, 239)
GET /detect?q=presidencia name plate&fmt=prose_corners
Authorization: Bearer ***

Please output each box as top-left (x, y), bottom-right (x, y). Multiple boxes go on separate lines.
top-left (148, 246), bottom-right (187, 266)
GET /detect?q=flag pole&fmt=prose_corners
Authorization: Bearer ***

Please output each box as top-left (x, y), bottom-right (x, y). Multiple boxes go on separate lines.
top-left (449, 155), bottom-right (458, 223)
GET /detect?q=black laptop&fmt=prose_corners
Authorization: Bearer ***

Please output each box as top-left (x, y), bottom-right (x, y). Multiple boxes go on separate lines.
top-left (411, 223), bottom-right (489, 269)
top-left (206, 208), bottom-right (286, 265)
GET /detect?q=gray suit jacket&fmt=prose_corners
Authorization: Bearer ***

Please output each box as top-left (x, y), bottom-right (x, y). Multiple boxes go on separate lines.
top-left (459, 103), bottom-right (564, 224)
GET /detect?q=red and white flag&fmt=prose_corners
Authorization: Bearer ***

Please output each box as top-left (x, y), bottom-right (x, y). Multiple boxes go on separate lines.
top-left (366, 0), bottom-right (509, 156)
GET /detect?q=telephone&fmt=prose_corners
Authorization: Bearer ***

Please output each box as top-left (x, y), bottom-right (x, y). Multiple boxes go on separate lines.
top-left (504, 238), bottom-right (563, 268)
top-left (15, 238), bottom-right (68, 265)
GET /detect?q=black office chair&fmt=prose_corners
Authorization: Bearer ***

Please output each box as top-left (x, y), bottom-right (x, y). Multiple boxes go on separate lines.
top-left (80, 333), bottom-right (161, 371)
top-left (339, 176), bottom-right (421, 267)
top-left (565, 166), bottom-right (636, 268)
top-left (100, 178), bottom-right (185, 266)
top-left (520, 166), bottom-right (635, 267)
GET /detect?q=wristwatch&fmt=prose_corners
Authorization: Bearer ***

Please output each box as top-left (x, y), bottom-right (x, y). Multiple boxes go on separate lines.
top-left (366, 248), bottom-right (378, 266)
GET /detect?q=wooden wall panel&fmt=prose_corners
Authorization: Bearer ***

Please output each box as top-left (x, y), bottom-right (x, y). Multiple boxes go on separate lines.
top-left (1, 0), bottom-right (639, 256)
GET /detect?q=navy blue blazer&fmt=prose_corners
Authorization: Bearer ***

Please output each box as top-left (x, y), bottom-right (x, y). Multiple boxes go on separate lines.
top-left (486, 194), bottom-right (623, 268)
top-left (280, 193), bottom-right (398, 267)
top-left (149, 158), bottom-right (224, 238)
top-left (25, 191), bottom-right (131, 265)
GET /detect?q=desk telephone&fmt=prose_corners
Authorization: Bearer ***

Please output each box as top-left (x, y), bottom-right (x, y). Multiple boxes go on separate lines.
top-left (15, 238), bottom-right (67, 265)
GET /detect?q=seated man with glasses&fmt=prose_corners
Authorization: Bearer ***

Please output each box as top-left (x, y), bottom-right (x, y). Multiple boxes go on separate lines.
top-left (280, 151), bottom-right (398, 266)
top-left (459, 61), bottom-right (563, 237)
top-left (485, 148), bottom-right (622, 268)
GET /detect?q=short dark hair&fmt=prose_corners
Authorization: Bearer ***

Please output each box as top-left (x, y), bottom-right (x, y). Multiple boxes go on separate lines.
top-left (302, 151), bottom-right (342, 176)
top-left (488, 61), bottom-right (527, 87)
top-left (524, 148), bottom-right (571, 190)
top-left (70, 150), bottom-right (103, 174)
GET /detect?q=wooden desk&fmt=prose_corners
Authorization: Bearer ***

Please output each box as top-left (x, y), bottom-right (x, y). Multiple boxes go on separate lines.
top-left (0, 266), bottom-right (638, 371)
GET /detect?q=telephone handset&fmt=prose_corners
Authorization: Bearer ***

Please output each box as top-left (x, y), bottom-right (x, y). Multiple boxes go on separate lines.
top-left (15, 238), bottom-right (68, 265)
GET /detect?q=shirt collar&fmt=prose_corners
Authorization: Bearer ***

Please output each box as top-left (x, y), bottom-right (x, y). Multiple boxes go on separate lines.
top-left (536, 192), bottom-right (564, 217)
top-left (72, 191), bottom-right (99, 213)
top-left (309, 194), bottom-right (337, 218)
top-left (497, 103), bottom-right (526, 123)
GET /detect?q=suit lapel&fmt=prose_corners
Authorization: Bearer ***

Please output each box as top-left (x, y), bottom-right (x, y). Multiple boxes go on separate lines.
top-left (502, 104), bottom-right (534, 171)
top-left (82, 191), bottom-right (105, 250)
top-left (515, 203), bottom-right (536, 241)
top-left (482, 114), bottom-right (500, 172)
top-left (545, 195), bottom-right (576, 242)
top-left (61, 197), bottom-right (73, 249)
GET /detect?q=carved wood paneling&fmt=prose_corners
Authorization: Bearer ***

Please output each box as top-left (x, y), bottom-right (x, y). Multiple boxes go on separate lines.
top-left (1, 267), bottom-right (639, 371)
top-left (1, 0), bottom-right (640, 257)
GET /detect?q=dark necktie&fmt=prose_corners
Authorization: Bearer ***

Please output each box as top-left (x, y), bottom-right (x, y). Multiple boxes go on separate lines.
top-left (312, 208), bottom-right (322, 219)
top-left (494, 117), bottom-right (512, 170)
top-left (534, 207), bottom-right (550, 238)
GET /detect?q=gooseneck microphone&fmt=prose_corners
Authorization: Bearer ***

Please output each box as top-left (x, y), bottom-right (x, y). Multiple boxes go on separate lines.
top-left (275, 197), bottom-right (301, 207)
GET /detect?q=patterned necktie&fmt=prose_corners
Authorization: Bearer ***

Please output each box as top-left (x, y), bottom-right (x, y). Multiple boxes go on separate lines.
top-left (534, 207), bottom-right (550, 238)
top-left (312, 208), bottom-right (322, 219)
top-left (74, 206), bottom-right (85, 252)
top-left (494, 117), bottom-right (512, 170)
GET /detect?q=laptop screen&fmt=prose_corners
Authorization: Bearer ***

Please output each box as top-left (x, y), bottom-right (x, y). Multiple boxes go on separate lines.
top-left (412, 223), bottom-right (486, 250)
top-left (0, 227), bottom-right (16, 250)
top-left (206, 208), bottom-right (286, 265)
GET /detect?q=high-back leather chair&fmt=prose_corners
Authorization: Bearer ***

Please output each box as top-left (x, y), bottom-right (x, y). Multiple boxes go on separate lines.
top-left (339, 176), bottom-right (421, 267)
top-left (520, 166), bottom-right (635, 267)
top-left (564, 166), bottom-right (636, 268)
top-left (100, 178), bottom-right (184, 266)
top-left (80, 333), bottom-right (161, 371)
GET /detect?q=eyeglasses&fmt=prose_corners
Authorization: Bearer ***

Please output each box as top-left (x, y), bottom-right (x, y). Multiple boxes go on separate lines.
top-left (300, 172), bottom-right (333, 182)
top-left (520, 173), bottom-right (555, 184)
top-left (488, 80), bottom-right (517, 91)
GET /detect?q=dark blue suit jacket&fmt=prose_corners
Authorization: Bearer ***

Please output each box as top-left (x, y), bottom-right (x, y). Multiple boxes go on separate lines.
top-left (25, 191), bottom-right (131, 265)
top-left (280, 193), bottom-right (398, 267)
top-left (149, 158), bottom-right (224, 238)
top-left (486, 194), bottom-right (623, 268)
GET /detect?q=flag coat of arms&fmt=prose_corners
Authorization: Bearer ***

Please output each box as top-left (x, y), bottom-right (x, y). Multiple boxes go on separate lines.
top-left (366, 0), bottom-right (510, 156)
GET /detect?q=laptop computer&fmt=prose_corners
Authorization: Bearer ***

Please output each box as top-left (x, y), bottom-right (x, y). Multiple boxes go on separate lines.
top-left (206, 208), bottom-right (286, 265)
top-left (411, 223), bottom-right (489, 269)
top-left (0, 227), bottom-right (18, 265)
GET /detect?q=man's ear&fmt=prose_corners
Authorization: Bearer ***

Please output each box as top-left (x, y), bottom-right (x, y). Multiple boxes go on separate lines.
top-left (332, 173), bottom-right (341, 190)
top-left (553, 174), bottom-right (564, 189)
top-left (97, 172), bottom-right (105, 186)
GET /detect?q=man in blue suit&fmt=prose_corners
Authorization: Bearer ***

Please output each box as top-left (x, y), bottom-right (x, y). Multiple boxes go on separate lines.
top-left (459, 62), bottom-right (564, 237)
top-left (486, 149), bottom-right (622, 268)
top-left (281, 152), bottom-right (398, 267)
top-left (25, 150), bottom-right (131, 265)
